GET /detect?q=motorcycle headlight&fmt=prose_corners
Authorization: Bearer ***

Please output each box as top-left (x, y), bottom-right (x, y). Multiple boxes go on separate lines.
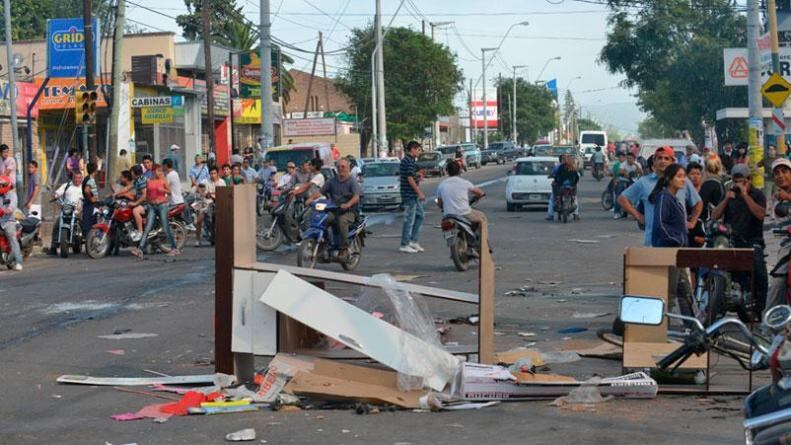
top-left (315, 203), bottom-right (327, 212)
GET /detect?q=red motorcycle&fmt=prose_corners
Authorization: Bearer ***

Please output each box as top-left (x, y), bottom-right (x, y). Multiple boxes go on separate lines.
top-left (0, 211), bottom-right (41, 269)
top-left (85, 199), bottom-right (187, 258)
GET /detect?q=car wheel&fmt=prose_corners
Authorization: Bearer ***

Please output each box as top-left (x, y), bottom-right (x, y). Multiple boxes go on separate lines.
top-left (506, 202), bottom-right (515, 212)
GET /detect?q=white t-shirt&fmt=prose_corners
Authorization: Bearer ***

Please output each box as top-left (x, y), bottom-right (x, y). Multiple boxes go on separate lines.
top-left (207, 178), bottom-right (225, 196)
top-left (277, 173), bottom-right (294, 190)
top-left (310, 172), bottom-right (325, 189)
top-left (437, 176), bottom-right (475, 216)
top-left (55, 181), bottom-right (84, 206)
top-left (166, 170), bottom-right (184, 205)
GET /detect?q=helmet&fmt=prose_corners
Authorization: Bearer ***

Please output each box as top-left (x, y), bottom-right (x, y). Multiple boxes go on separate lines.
top-left (0, 176), bottom-right (12, 196)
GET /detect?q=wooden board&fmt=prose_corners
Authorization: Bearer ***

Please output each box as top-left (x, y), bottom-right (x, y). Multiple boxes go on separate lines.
top-left (284, 371), bottom-right (423, 409)
top-left (259, 270), bottom-right (461, 391)
top-left (56, 374), bottom-right (216, 386)
top-left (478, 222), bottom-right (496, 364)
top-left (623, 341), bottom-right (707, 369)
top-left (232, 184), bottom-right (256, 268)
top-left (215, 186), bottom-right (235, 374)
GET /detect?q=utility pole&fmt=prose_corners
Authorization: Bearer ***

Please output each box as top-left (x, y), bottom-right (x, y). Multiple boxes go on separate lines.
top-left (371, 55), bottom-right (377, 157)
top-left (497, 73), bottom-right (502, 134)
top-left (468, 78), bottom-right (473, 144)
top-left (3, 0), bottom-right (21, 192)
top-left (201, 0), bottom-right (217, 156)
top-left (108, 0), bottom-right (125, 188)
top-left (769, 0), bottom-right (786, 156)
top-left (481, 48), bottom-right (496, 149)
top-left (83, 0), bottom-right (97, 162)
top-left (512, 65), bottom-right (527, 143)
top-left (429, 22), bottom-right (453, 148)
top-left (375, 0), bottom-right (387, 152)
top-left (260, 0), bottom-right (274, 149)
top-left (747, 0), bottom-right (764, 188)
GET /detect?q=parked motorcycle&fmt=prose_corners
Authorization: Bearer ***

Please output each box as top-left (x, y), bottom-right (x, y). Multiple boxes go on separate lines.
top-left (85, 199), bottom-right (187, 258)
top-left (556, 185), bottom-right (577, 223)
top-left (297, 199), bottom-right (368, 271)
top-left (257, 195), bottom-right (305, 251)
top-left (0, 210), bottom-right (41, 268)
top-left (440, 194), bottom-right (485, 272)
top-left (53, 196), bottom-right (83, 258)
top-left (192, 199), bottom-right (216, 246)
top-left (619, 295), bottom-right (791, 444)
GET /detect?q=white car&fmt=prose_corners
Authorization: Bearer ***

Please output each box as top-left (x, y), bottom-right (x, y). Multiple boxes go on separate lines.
top-left (505, 156), bottom-right (556, 211)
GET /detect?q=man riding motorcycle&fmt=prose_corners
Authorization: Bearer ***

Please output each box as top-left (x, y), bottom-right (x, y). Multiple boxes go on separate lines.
top-left (0, 176), bottom-right (22, 271)
top-left (591, 145), bottom-right (606, 179)
top-left (767, 158), bottom-right (791, 310)
top-left (437, 160), bottom-right (486, 237)
top-left (48, 172), bottom-right (84, 255)
top-left (309, 158), bottom-right (361, 260)
top-left (552, 155), bottom-right (581, 220)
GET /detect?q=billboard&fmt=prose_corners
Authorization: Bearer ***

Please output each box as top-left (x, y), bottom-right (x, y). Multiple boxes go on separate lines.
top-left (0, 81), bottom-right (38, 118)
top-left (35, 78), bottom-right (110, 110)
top-left (283, 118), bottom-right (336, 136)
top-left (238, 50), bottom-right (280, 100)
top-left (470, 100), bottom-right (498, 129)
top-left (47, 18), bottom-right (101, 78)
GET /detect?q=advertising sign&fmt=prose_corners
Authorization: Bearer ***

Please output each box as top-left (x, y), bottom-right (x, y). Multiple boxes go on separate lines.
top-left (35, 78), bottom-right (110, 110)
top-left (235, 99), bottom-right (261, 125)
top-left (131, 96), bottom-right (183, 108)
top-left (470, 100), bottom-right (498, 129)
top-left (238, 50), bottom-right (280, 100)
top-left (724, 46), bottom-right (791, 86)
top-left (141, 106), bottom-right (174, 124)
top-left (47, 18), bottom-right (100, 78)
top-left (0, 81), bottom-right (38, 118)
top-left (283, 118), bottom-right (336, 136)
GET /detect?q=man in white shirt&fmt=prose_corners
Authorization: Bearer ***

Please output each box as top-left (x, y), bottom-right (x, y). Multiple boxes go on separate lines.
top-left (436, 160), bottom-right (486, 227)
top-left (277, 162), bottom-right (297, 191)
top-left (163, 158), bottom-right (194, 231)
top-left (290, 158), bottom-right (325, 204)
top-left (48, 172), bottom-right (84, 254)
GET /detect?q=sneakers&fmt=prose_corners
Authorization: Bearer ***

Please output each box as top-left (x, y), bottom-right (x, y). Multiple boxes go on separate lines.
top-left (194, 240), bottom-right (202, 247)
top-left (130, 230), bottom-right (142, 242)
top-left (185, 223), bottom-right (196, 232)
top-left (409, 242), bottom-right (425, 252)
top-left (399, 245), bottom-right (419, 253)
top-left (545, 215), bottom-right (554, 221)
top-left (13, 263), bottom-right (22, 271)
top-left (166, 248), bottom-right (180, 257)
top-left (613, 213), bottom-right (622, 220)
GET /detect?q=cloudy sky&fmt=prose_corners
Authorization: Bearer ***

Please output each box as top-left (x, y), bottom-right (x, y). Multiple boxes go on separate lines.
top-left (124, 0), bottom-right (643, 133)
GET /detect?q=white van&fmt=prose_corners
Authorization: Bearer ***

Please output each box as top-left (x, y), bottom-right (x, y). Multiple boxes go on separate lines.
top-left (579, 131), bottom-right (608, 166)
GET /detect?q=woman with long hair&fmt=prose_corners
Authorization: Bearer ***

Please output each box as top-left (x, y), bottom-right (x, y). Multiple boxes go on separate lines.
top-left (649, 163), bottom-right (689, 247)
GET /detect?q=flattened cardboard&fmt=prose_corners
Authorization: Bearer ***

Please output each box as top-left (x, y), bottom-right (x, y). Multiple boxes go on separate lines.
top-left (494, 349), bottom-right (546, 366)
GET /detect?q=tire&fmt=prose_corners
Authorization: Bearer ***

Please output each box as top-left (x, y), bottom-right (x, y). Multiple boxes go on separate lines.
top-left (256, 217), bottom-right (284, 251)
top-left (704, 274), bottom-right (728, 326)
top-left (297, 238), bottom-right (318, 268)
top-left (481, 161), bottom-right (488, 166)
top-left (72, 237), bottom-right (82, 254)
top-left (450, 233), bottom-right (470, 272)
top-left (59, 228), bottom-right (69, 258)
top-left (506, 202), bottom-right (515, 212)
top-left (562, 213), bottom-right (568, 223)
top-left (158, 221), bottom-right (186, 253)
top-left (601, 189), bottom-right (614, 211)
top-left (341, 237), bottom-right (362, 271)
top-left (86, 228), bottom-right (111, 259)
top-left (257, 197), bottom-right (266, 217)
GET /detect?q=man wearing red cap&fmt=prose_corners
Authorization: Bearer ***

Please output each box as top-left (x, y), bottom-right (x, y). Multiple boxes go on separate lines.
top-left (0, 176), bottom-right (22, 271)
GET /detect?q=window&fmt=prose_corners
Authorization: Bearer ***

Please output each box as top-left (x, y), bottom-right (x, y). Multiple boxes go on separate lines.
top-left (362, 162), bottom-right (400, 177)
top-left (515, 161), bottom-right (554, 176)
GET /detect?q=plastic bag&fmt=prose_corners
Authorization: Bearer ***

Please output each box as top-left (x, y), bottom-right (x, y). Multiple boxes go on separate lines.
top-left (550, 377), bottom-right (613, 409)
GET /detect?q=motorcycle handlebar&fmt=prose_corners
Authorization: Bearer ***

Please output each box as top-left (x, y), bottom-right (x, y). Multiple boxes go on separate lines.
top-left (657, 342), bottom-right (697, 370)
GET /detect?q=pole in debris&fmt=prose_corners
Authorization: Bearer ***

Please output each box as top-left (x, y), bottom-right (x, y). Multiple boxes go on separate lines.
top-left (83, 0), bottom-right (97, 163)
top-left (260, 0), bottom-right (274, 149)
top-left (747, 0), bottom-right (765, 188)
top-left (2, 0), bottom-right (22, 192)
top-left (201, 0), bottom-right (217, 157)
top-left (375, 0), bottom-right (387, 151)
top-left (769, 0), bottom-right (786, 156)
top-left (108, 0), bottom-right (125, 189)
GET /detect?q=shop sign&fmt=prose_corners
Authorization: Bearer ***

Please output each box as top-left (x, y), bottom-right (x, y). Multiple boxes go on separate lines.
top-left (283, 118), bottom-right (336, 137)
top-left (141, 106), bottom-right (174, 124)
top-left (238, 50), bottom-right (280, 100)
top-left (235, 98), bottom-right (260, 124)
top-left (35, 78), bottom-right (110, 110)
top-left (47, 18), bottom-right (100, 78)
top-left (131, 96), bottom-right (183, 108)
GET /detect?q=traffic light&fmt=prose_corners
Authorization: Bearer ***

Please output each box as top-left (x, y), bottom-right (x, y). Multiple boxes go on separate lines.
top-left (74, 89), bottom-right (98, 125)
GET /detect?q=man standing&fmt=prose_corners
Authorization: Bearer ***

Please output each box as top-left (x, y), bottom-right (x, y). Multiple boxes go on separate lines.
top-left (721, 141), bottom-right (735, 173)
top-left (399, 141), bottom-right (425, 253)
top-left (163, 158), bottom-right (193, 231)
top-left (165, 145), bottom-right (182, 174)
top-left (24, 161), bottom-right (41, 218)
top-left (241, 158), bottom-right (257, 184)
top-left (189, 154), bottom-right (210, 188)
top-left (0, 144), bottom-right (16, 184)
top-left (313, 158), bottom-right (361, 259)
top-left (0, 176), bottom-right (22, 271)
top-left (712, 164), bottom-right (768, 315)
top-left (82, 162), bottom-right (100, 237)
top-left (116, 149), bottom-right (133, 176)
top-left (768, 159), bottom-right (791, 310)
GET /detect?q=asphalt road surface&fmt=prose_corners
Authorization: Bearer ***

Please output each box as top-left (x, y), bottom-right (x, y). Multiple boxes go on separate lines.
top-left (0, 164), bottom-right (749, 444)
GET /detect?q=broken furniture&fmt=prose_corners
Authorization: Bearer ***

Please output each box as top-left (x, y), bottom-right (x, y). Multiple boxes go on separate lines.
top-left (214, 185), bottom-right (497, 383)
top-left (623, 247), bottom-right (756, 393)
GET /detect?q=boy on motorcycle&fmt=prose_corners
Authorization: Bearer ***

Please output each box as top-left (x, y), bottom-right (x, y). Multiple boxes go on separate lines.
top-left (311, 158), bottom-right (361, 260)
top-left (437, 160), bottom-right (486, 233)
top-left (553, 155), bottom-right (581, 220)
top-left (591, 145), bottom-right (606, 178)
top-left (0, 176), bottom-right (22, 271)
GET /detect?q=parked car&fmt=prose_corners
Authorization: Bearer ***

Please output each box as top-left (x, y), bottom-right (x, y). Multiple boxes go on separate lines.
top-left (416, 151), bottom-right (446, 176)
top-left (638, 138), bottom-right (691, 163)
top-left (505, 156), bottom-right (556, 211)
top-left (360, 159), bottom-right (402, 211)
top-left (482, 141), bottom-right (520, 164)
top-left (463, 144), bottom-right (482, 169)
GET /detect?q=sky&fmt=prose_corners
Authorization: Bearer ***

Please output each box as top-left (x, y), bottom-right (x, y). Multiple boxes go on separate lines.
top-left (123, 0), bottom-right (644, 134)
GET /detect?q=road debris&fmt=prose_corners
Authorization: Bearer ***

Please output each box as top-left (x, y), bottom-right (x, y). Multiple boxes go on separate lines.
top-left (98, 332), bottom-right (159, 340)
top-left (571, 312), bottom-right (611, 319)
top-left (225, 428), bottom-right (256, 442)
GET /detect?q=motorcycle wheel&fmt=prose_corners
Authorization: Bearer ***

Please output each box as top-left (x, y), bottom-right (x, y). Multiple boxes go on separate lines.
top-left (72, 236), bottom-right (82, 254)
top-left (1, 251), bottom-right (10, 268)
top-left (257, 218), bottom-right (284, 251)
top-left (341, 237), bottom-right (362, 271)
top-left (561, 212), bottom-right (568, 223)
top-left (601, 189), bottom-right (613, 211)
top-left (704, 274), bottom-right (727, 326)
top-left (59, 228), bottom-right (69, 258)
top-left (450, 233), bottom-right (470, 272)
top-left (257, 196), bottom-right (267, 217)
top-left (86, 228), bottom-right (111, 259)
top-left (157, 222), bottom-right (187, 253)
top-left (297, 238), bottom-right (318, 269)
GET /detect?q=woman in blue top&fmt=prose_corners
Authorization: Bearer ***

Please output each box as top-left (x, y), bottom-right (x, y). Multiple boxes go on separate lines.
top-left (649, 163), bottom-right (688, 247)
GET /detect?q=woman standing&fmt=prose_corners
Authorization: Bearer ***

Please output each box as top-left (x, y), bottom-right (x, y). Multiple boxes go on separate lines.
top-left (699, 155), bottom-right (725, 222)
top-left (132, 164), bottom-right (179, 258)
top-left (650, 163), bottom-right (689, 247)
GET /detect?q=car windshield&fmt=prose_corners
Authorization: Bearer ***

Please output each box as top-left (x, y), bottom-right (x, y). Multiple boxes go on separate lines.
top-left (533, 145), bottom-right (552, 155)
top-left (551, 147), bottom-right (574, 156)
top-left (487, 143), bottom-right (503, 151)
top-left (418, 153), bottom-right (439, 161)
top-left (265, 150), bottom-right (315, 171)
top-left (516, 161), bottom-right (554, 176)
top-left (581, 134), bottom-right (606, 146)
top-left (438, 146), bottom-right (459, 155)
top-left (363, 163), bottom-right (400, 177)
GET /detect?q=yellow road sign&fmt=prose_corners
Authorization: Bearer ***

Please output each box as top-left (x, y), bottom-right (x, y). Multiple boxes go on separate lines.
top-left (761, 72), bottom-right (791, 108)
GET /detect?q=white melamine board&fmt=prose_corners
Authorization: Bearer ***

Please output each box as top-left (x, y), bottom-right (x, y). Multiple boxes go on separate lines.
top-left (232, 270), bottom-right (277, 355)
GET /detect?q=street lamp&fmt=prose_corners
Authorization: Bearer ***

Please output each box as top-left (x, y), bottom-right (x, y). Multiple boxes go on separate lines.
top-left (512, 64), bottom-right (528, 143)
top-left (535, 56), bottom-right (562, 84)
top-left (481, 21), bottom-right (528, 150)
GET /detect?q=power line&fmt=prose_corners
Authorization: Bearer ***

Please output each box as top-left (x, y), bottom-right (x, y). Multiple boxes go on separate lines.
top-left (274, 9), bottom-right (610, 17)
top-left (301, 0), bottom-right (354, 31)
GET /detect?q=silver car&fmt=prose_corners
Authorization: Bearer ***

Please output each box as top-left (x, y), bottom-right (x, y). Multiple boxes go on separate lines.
top-left (361, 160), bottom-right (402, 211)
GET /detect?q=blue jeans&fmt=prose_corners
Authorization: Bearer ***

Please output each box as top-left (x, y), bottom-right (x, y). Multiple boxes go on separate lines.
top-left (139, 203), bottom-right (176, 250)
top-left (400, 198), bottom-right (424, 247)
top-left (2, 221), bottom-right (22, 265)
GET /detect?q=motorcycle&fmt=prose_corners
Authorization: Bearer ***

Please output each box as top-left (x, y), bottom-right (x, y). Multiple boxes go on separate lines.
top-left (192, 198), bottom-right (216, 246)
top-left (556, 184), bottom-right (577, 223)
top-left (770, 202), bottom-right (791, 308)
top-left (0, 210), bottom-right (41, 268)
top-left (592, 162), bottom-right (605, 181)
top-left (440, 194), bottom-right (484, 272)
top-left (619, 295), bottom-right (791, 445)
top-left (85, 199), bottom-right (187, 258)
top-left (257, 195), bottom-right (305, 251)
top-left (256, 181), bottom-right (275, 216)
top-left (297, 199), bottom-right (368, 271)
top-left (601, 176), bottom-right (634, 212)
top-left (53, 196), bottom-right (83, 258)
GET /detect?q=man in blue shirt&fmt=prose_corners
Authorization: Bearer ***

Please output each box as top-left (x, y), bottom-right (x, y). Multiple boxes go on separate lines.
top-left (189, 154), bottom-right (210, 188)
top-left (618, 146), bottom-right (703, 246)
top-left (399, 140), bottom-right (425, 253)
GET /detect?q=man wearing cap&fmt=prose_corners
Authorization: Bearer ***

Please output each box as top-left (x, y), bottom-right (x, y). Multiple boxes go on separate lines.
top-left (712, 164), bottom-right (768, 315)
top-left (165, 144), bottom-right (182, 175)
top-left (766, 159), bottom-right (791, 310)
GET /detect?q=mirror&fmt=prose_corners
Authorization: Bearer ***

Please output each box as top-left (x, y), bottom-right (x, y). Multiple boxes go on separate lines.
top-left (619, 296), bottom-right (665, 326)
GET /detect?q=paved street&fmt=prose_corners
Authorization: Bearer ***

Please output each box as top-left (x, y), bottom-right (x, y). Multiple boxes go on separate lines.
top-left (0, 164), bottom-right (747, 444)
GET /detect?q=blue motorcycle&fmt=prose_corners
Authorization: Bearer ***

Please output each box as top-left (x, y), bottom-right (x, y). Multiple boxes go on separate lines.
top-left (297, 199), bottom-right (368, 270)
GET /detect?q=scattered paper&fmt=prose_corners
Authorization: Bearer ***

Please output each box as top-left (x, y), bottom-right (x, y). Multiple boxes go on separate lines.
top-left (568, 239), bottom-right (600, 244)
top-left (225, 428), bottom-right (256, 442)
top-left (106, 349), bottom-right (126, 355)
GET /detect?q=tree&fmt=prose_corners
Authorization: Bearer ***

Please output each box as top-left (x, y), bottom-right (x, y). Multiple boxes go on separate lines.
top-left (638, 115), bottom-right (674, 138)
top-left (337, 26), bottom-right (463, 145)
top-left (176, 0), bottom-right (243, 42)
top-left (578, 118), bottom-right (602, 132)
top-left (563, 90), bottom-right (576, 126)
top-left (599, 0), bottom-right (747, 142)
top-left (1, 0), bottom-right (115, 41)
top-left (495, 77), bottom-right (556, 145)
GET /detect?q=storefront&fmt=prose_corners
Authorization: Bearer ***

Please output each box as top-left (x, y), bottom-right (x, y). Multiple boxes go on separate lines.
top-left (173, 76), bottom-right (230, 166)
top-left (0, 80), bottom-right (39, 184)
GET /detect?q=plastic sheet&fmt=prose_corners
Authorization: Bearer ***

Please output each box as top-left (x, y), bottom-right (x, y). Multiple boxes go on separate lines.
top-left (550, 377), bottom-right (614, 408)
top-left (355, 274), bottom-right (459, 391)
